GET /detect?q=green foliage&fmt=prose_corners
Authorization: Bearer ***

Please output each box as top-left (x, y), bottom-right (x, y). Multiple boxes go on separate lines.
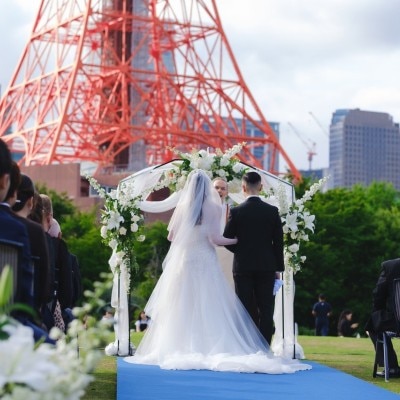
top-left (294, 181), bottom-right (400, 334)
top-left (294, 174), bottom-right (319, 199)
top-left (62, 210), bottom-right (112, 293)
top-left (131, 221), bottom-right (170, 306)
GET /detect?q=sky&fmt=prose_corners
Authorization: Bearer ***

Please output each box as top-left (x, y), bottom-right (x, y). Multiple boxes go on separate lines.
top-left (1, 0), bottom-right (400, 172)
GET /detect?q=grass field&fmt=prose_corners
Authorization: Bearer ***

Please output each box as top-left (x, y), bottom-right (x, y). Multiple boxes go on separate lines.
top-left (82, 334), bottom-right (400, 399)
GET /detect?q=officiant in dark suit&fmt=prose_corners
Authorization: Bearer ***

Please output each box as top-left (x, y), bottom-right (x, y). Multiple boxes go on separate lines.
top-left (223, 171), bottom-right (284, 344)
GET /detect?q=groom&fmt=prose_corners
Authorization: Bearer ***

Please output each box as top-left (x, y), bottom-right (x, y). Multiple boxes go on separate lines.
top-left (223, 171), bottom-right (284, 345)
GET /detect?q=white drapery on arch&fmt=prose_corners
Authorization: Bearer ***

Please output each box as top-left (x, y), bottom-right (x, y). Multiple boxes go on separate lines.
top-left (106, 160), bottom-right (305, 359)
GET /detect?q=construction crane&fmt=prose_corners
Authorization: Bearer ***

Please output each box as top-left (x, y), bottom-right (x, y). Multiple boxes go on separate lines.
top-left (287, 122), bottom-right (317, 171)
top-left (309, 111), bottom-right (329, 137)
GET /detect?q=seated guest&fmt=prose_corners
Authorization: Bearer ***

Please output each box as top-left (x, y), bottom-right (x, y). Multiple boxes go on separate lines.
top-left (365, 258), bottom-right (400, 377)
top-left (40, 194), bottom-right (81, 331)
top-left (337, 309), bottom-right (359, 337)
top-left (0, 138), bottom-right (12, 202)
top-left (12, 173), bottom-right (52, 318)
top-left (28, 191), bottom-right (44, 224)
top-left (135, 311), bottom-right (151, 332)
top-left (0, 145), bottom-right (34, 310)
top-left (1, 164), bottom-right (54, 343)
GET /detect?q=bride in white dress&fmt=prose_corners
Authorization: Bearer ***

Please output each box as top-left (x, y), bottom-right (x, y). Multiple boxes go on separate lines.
top-left (124, 169), bottom-right (311, 374)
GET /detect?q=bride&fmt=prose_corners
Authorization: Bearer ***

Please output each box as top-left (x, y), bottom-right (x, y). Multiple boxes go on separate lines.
top-left (124, 169), bottom-right (311, 374)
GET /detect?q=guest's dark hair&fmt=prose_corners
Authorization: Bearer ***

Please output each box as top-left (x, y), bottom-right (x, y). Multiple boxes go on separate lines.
top-left (29, 191), bottom-right (43, 223)
top-left (0, 139), bottom-right (12, 176)
top-left (12, 174), bottom-right (35, 212)
top-left (4, 161), bottom-right (21, 202)
top-left (337, 309), bottom-right (352, 332)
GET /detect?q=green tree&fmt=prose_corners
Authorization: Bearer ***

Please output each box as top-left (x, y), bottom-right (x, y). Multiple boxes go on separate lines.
top-left (62, 211), bottom-right (112, 291)
top-left (131, 221), bottom-right (170, 307)
top-left (294, 181), bottom-right (400, 335)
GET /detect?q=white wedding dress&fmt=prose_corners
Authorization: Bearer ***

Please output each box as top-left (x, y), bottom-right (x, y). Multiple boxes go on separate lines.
top-left (124, 170), bottom-right (311, 374)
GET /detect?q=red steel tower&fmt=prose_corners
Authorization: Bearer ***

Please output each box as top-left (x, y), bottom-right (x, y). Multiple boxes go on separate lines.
top-left (0, 0), bottom-right (301, 180)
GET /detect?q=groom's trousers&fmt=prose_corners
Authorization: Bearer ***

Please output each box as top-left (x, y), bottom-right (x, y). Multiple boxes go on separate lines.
top-left (233, 270), bottom-right (276, 345)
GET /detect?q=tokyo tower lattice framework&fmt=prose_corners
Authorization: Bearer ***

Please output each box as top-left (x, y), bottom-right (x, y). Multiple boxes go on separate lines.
top-left (0, 0), bottom-right (301, 180)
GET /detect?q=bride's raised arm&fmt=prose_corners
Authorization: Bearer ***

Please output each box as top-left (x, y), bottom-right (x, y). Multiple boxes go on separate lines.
top-left (204, 201), bottom-right (237, 246)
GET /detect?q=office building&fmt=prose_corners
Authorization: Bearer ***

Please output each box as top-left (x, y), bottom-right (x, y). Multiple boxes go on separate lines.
top-left (329, 108), bottom-right (400, 189)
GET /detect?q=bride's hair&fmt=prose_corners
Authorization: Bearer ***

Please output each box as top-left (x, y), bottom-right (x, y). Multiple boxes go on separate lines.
top-left (167, 169), bottom-right (221, 241)
top-left (193, 172), bottom-right (207, 225)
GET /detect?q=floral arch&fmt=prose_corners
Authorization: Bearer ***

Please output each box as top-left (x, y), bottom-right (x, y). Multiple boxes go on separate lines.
top-left (88, 143), bottom-right (326, 357)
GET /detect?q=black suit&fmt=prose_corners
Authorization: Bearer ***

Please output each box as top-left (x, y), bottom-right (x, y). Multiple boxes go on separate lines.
top-left (14, 215), bottom-right (52, 309)
top-left (223, 196), bottom-right (284, 344)
top-left (0, 204), bottom-right (55, 344)
top-left (0, 206), bottom-right (34, 308)
top-left (365, 258), bottom-right (400, 369)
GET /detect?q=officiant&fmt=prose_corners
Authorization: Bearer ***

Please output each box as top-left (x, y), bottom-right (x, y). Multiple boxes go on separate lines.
top-left (213, 177), bottom-right (234, 288)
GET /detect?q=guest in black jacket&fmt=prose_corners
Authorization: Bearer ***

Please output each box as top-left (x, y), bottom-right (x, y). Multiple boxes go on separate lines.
top-left (12, 173), bottom-right (52, 313)
top-left (365, 258), bottom-right (400, 377)
top-left (0, 154), bottom-right (34, 310)
top-left (337, 309), bottom-right (358, 337)
top-left (0, 141), bottom-right (53, 343)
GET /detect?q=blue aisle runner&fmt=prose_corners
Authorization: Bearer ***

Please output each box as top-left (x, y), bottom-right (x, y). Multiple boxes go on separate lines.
top-left (117, 359), bottom-right (400, 400)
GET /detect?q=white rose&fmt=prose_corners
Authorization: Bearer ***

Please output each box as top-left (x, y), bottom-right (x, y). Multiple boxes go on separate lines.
top-left (109, 190), bottom-right (118, 200)
top-left (131, 223), bottom-right (139, 233)
top-left (119, 227), bottom-right (127, 235)
top-left (199, 149), bottom-right (208, 157)
top-left (288, 243), bottom-right (299, 253)
top-left (220, 156), bottom-right (230, 167)
top-left (137, 235), bottom-right (146, 242)
top-left (109, 239), bottom-right (118, 249)
top-left (217, 169), bottom-right (226, 177)
top-left (100, 225), bottom-right (108, 239)
top-left (232, 162), bottom-right (243, 173)
top-left (198, 155), bottom-right (214, 170)
top-left (131, 214), bottom-right (141, 222)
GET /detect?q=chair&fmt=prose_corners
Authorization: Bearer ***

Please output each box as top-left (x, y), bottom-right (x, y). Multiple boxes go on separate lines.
top-left (0, 238), bottom-right (23, 306)
top-left (373, 278), bottom-right (400, 382)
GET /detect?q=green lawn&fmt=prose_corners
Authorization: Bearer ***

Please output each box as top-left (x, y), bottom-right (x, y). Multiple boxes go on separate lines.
top-left (82, 334), bottom-right (400, 399)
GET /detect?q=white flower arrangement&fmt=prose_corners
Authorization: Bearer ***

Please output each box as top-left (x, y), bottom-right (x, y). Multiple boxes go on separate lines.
top-left (154, 142), bottom-right (248, 193)
top-left (0, 266), bottom-right (113, 399)
top-left (273, 176), bottom-right (329, 273)
top-left (86, 176), bottom-right (146, 292)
